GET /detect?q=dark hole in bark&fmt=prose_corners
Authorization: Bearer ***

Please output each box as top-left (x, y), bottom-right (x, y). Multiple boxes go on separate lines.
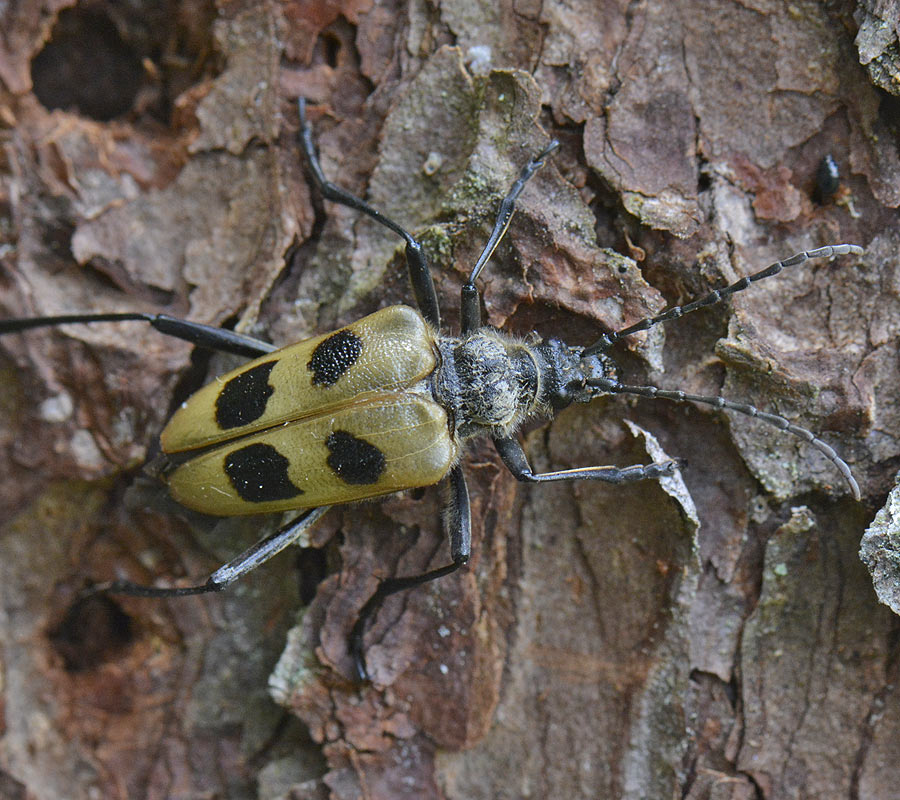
top-left (31, 1), bottom-right (218, 123)
top-left (318, 32), bottom-right (342, 69)
top-left (31, 7), bottom-right (143, 121)
top-left (48, 593), bottom-right (134, 672)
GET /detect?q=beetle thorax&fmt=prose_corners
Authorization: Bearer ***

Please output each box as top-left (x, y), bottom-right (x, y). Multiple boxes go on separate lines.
top-left (433, 330), bottom-right (542, 439)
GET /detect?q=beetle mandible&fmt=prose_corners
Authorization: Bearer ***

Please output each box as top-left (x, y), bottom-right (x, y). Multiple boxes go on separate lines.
top-left (0, 99), bottom-right (862, 682)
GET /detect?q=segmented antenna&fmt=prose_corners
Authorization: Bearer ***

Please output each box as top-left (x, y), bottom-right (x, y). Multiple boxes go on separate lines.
top-left (583, 244), bottom-right (863, 356)
top-left (466, 139), bottom-right (561, 286)
top-left (588, 376), bottom-right (860, 500)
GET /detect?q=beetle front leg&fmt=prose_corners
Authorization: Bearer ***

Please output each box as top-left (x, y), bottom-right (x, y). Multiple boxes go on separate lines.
top-left (349, 465), bottom-right (471, 683)
top-left (493, 436), bottom-right (680, 484)
top-left (297, 98), bottom-right (441, 329)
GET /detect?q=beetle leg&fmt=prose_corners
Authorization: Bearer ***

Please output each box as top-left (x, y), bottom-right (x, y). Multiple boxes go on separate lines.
top-left (461, 140), bottom-right (560, 334)
top-left (297, 98), bottom-right (441, 329)
top-left (0, 312), bottom-right (276, 358)
top-left (492, 435), bottom-right (680, 484)
top-left (349, 464), bottom-right (471, 683)
top-left (96, 506), bottom-right (331, 597)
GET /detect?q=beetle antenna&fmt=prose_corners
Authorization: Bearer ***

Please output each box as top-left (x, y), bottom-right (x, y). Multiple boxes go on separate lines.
top-left (582, 244), bottom-right (863, 356)
top-left (586, 375), bottom-right (860, 500)
top-left (466, 140), bottom-right (561, 286)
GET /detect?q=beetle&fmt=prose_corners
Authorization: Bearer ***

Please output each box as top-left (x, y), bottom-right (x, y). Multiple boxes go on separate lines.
top-left (815, 154), bottom-right (841, 203)
top-left (0, 99), bottom-right (862, 682)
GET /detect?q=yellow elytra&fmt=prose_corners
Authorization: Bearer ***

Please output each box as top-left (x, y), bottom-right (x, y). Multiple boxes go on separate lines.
top-left (162, 305), bottom-right (458, 516)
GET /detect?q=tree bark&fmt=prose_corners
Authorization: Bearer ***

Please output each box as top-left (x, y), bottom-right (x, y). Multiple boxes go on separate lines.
top-left (1, 1), bottom-right (898, 798)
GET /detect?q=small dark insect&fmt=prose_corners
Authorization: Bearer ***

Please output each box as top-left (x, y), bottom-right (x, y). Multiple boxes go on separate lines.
top-left (815, 154), bottom-right (841, 203)
top-left (0, 100), bottom-right (862, 682)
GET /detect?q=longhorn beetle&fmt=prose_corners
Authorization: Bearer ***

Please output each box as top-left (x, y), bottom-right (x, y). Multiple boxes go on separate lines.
top-left (1, 99), bottom-right (862, 682)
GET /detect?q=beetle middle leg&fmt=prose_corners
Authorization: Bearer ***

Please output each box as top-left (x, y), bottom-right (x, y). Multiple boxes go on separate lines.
top-left (493, 436), bottom-right (680, 485)
top-left (459, 140), bottom-right (560, 333)
top-left (349, 465), bottom-right (471, 682)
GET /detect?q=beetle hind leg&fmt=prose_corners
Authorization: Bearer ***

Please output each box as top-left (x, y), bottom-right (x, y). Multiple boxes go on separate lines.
top-left (96, 506), bottom-right (330, 598)
top-left (0, 312), bottom-right (276, 358)
top-left (349, 465), bottom-right (471, 683)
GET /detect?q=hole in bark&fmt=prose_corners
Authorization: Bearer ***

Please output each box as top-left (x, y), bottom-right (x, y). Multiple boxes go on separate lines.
top-left (49, 593), bottom-right (134, 672)
top-left (31, 8), bottom-right (143, 121)
top-left (878, 91), bottom-right (900, 137)
top-left (31, 1), bottom-right (218, 123)
top-left (318, 32), bottom-right (342, 68)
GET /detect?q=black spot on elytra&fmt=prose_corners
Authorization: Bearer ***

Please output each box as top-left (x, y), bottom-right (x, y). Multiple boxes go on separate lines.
top-left (308, 330), bottom-right (362, 386)
top-left (216, 361), bottom-right (277, 429)
top-left (225, 443), bottom-right (303, 503)
top-left (326, 430), bottom-right (385, 485)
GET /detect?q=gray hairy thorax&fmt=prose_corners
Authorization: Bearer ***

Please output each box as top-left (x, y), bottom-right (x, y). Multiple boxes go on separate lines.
top-left (431, 328), bottom-right (610, 441)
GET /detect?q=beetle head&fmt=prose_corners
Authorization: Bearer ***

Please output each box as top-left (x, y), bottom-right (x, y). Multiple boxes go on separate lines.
top-left (536, 338), bottom-right (617, 411)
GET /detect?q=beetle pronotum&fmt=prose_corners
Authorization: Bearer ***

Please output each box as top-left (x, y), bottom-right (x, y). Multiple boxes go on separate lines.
top-left (1, 99), bottom-right (862, 682)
